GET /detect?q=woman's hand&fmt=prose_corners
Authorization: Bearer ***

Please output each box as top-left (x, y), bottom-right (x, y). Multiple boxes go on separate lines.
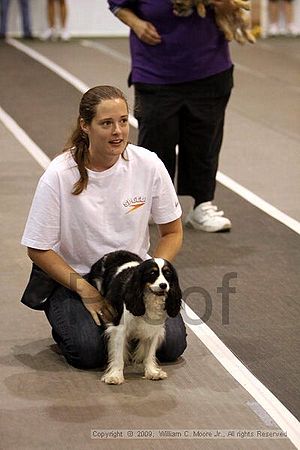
top-left (132, 19), bottom-right (162, 45)
top-left (115, 8), bottom-right (161, 45)
top-left (81, 293), bottom-right (115, 326)
top-left (26, 248), bottom-right (116, 325)
top-left (78, 281), bottom-right (115, 326)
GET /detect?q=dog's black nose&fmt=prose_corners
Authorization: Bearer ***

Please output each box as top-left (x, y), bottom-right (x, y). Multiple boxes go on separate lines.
top-left (159, 283), bottom-right (167, 290)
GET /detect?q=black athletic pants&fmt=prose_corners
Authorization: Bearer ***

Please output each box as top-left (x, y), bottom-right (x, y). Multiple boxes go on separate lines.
top-left (134, 66), bottom-right (233, 206)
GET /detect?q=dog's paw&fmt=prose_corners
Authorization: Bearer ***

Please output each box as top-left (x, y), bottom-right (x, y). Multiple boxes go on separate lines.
top-left (101, 371), bottom-right (124, 385)
top-left (144, 368), bottom-right (168, 381)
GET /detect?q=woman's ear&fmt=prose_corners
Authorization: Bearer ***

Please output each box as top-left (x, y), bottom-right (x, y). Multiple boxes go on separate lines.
top-left (80, 118), bottom-right (89, 135)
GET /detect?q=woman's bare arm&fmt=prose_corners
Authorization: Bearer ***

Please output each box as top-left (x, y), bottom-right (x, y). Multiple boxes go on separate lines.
top-left (27, 248), bottom-right (115, 324)
top-left (154, 218), bottom-right (183, 262)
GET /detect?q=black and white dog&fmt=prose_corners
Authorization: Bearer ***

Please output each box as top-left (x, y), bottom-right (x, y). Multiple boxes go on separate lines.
top-left (86, 250), bottom-right (182, 384)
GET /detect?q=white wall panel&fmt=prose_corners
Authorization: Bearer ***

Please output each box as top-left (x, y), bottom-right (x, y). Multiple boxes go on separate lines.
top-left (5, 0), bottom-right (129, 37)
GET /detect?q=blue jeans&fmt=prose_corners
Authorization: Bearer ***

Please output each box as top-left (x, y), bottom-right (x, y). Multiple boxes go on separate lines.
top-left (44, 286), bottom-right (187, 369)
top-left (0, 0), bottom-right (32, 36)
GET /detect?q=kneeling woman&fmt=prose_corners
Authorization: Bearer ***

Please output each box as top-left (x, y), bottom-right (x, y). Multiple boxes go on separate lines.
top-left (21, 85), bottom-right (187, 369)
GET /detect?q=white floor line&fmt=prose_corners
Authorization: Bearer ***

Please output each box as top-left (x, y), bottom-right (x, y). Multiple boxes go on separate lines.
top-left (231, 63), bottom-right (267, 79)
top-left (4, 39), bottom-right (300, 448)
top-left (217, 172), bottom-right (300, 235)
top-left (234, 61), bottom-right (300, 94)
top-left (182, 302), bottom-right (300, 449)
top-left (80, 39), bottom-right (131, 65)
top-left (7, 38), bottom-right (139, 130)
top-left (0, 106), bottom-right (50, 169)
top-left (7, 38), bottom-right (90, 94)
top-left (79, 39), bottom-right (300, 93)
top-left (257, 40), bottom-right (300, 63)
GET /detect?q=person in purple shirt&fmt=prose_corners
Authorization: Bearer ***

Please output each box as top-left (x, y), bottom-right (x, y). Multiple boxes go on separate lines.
top-left (108, 0), bottom-right (233, 232)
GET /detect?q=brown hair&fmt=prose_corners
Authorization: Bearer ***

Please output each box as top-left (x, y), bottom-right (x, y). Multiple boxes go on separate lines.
top-left (64, 85), bottom-right (129, 195)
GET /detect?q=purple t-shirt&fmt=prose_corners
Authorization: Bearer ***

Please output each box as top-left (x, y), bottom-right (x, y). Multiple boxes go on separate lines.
top-left (108, 0), bottom-right (232, 84)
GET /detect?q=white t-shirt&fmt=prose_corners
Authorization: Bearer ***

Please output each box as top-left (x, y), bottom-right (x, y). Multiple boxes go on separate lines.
top-left (21, 144), bottom-right (182, 274)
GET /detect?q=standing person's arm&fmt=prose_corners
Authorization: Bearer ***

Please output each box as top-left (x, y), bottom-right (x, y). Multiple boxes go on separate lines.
top-left (111, 6), bottom-right (161, 45)
top-left (27, 248), bottom-right (115, 324)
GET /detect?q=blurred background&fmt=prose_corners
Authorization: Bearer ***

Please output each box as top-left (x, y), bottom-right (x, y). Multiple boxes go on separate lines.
top-left (3, 0), bottom-right (300, 39)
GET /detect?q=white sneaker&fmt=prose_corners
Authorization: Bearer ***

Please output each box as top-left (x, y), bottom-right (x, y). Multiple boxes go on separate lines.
top-left (286, 23), bottom-right (299, 36)
top-left (60, 29), bottom-right (70, 41)
top-left (40, 28), bottom-right (56, 41)
top-left (185, 202), bottom-right (231, 232)
top-left (268, 23), bottom-right (280, 36)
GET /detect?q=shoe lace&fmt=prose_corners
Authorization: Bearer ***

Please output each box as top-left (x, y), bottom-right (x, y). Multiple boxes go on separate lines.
top-left (200, 203), bottom-right (224, 218)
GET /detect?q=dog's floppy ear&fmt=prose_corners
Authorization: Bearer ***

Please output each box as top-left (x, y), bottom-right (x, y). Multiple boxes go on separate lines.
top-left (124, 267), bottom-right (146, 317)
top-left (87, 255), bottom-right (107, 281)
top-left (85, 256), bottom-right (107, 294)
top-left (165, 269), bottom-right (182, 318)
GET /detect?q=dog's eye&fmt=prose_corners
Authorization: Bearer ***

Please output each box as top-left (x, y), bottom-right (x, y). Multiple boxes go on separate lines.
top-left (149, 270), bottom-right (157, 277)
top-left (144, 268), bottom-right (159, 281)
top-left (163, 267), bottom-right (172, 276)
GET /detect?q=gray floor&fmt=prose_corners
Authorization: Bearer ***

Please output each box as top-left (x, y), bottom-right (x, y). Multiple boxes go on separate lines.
top-left (0, 36), bottom-right (299, 449)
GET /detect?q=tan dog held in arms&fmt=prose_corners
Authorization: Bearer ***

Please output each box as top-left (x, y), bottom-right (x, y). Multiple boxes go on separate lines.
top-left (172, 0), bottom-right (256, 44)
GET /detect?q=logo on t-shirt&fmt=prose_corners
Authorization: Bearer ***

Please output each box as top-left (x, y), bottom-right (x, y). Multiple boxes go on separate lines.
top-left (123, 196), bottom-right (146, 214)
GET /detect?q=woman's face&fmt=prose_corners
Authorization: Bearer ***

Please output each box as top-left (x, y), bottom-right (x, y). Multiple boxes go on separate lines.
top-left (81, 98), bottom-right (129, 164)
